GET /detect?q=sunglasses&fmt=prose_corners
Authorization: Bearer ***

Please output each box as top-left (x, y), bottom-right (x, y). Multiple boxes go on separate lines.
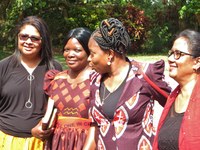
top-left (168, 50), bottom-right (194, 60)
top-left (18, 34), bottom-right (42, 43)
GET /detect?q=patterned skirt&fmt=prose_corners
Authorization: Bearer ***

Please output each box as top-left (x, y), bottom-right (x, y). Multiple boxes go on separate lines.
top-left (46, 116), bottom-right (91, 150)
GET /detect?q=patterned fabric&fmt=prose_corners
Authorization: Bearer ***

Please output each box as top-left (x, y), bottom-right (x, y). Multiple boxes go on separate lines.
top-left (0, 130), bottom-right (44, 150)
top-left (44, 70), bottom-right (92, 150)
top-left (153, 76), bottom-right (200, 150)
top-left (89, 59), bottom-right (171, 150)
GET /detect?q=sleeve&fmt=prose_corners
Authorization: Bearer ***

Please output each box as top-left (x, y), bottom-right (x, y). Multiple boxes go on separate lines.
top-left (88, 71), bottom-right (101, 126)
top-left (43, 69), bottom-right (60, 96)
top-left (0, 61), bottom-right (3, 93)
top-left (145, 59), bottom-right (171, 106)
top-left (0, 57), bottom-right (12, 94)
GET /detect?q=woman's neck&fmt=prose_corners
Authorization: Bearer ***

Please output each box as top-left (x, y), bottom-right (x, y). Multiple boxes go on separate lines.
top-left (175, 77), bottom-right (198, 113)
top-left (20, 55), bottom-right (41, 68)
top-left (108, 58), bottom-right (129, 77)
top-left (67, 65), bottom-right (91, 84)
top-left (179, 76), bottom-right (197, 95)
top-left (104, 60), bottom-right (130, 92)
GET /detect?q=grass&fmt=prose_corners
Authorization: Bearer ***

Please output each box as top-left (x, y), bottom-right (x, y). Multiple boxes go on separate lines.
top-left (129, 54), bottom-right (168, 62)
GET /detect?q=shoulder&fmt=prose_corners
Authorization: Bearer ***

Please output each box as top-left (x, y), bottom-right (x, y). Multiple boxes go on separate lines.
top-left (52, 59), bottom-right (63, 71)
top-left (131, 59), bottom-right (147, 73)
top-left (53, 70), bottom-right (68, 80)
top-left (146, 59), bottom-right (165, 78)
top-left (131, 59), bottom-right (165, 77)
top-left (43, 69), bottom-right (66, 93)
top-left (90, 70), bottom-right (101, 81)
top-left (0, 56), bottom-right (14, 76)
top-left (0, 55), bottom-right (13, 66)
top-left (45, 69), bottom-right (63, 81)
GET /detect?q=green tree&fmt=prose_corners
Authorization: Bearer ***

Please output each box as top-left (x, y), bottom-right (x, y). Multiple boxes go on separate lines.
top-left (179, 0), bottom-right (200, 29)
top-left (0, 0), bottom-right (199, 55)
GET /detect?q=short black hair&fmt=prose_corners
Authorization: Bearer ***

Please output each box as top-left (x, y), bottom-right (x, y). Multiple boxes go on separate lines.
top-left (63, 27), bottom-right (92, 56)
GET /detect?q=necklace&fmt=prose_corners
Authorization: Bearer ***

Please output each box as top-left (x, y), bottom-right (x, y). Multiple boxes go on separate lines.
top-left (25, 74), bottom-right (34, 108)
top-left (101, 63), bottom-right (131, 104)
top-left (102, 84), bottom-right (118, 104)
top-left (21, 60), bottom-right (39, 109)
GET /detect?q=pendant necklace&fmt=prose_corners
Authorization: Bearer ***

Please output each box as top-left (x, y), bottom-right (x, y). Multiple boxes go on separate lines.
top-left (102, 75), bottom-right (125, 104)
top-left (21, 60), bottom-right (38, 109)
top-left (102, 84), bottom-right (117, 104)
top-left (101, 62), bottom-right (131, 104)
top-left (25, 74), bottom-right (34, 108)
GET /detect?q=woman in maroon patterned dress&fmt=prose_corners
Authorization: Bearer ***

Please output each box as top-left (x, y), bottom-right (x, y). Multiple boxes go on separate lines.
top-left (83, 18), bottom-right (171, 150)
top-left (43, 27), bottom-right (94, 150)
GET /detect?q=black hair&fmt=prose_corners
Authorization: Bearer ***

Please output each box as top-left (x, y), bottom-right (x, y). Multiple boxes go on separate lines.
top-left (92, 18), bottom-right (131, 55)
top-left (63, 27), bottom-right (92, 56)
top-left (175, 29), bottom-right (200, 58)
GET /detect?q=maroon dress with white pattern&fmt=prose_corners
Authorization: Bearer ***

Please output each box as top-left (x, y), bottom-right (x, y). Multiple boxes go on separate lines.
top-left (89, 59), bottom-right (171, 150)
top-left (44, 70), bottom-right (91, 150)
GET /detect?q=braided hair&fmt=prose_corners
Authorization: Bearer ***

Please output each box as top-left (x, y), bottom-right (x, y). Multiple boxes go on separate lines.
top-left (93, 18), bottom-right (131, 55)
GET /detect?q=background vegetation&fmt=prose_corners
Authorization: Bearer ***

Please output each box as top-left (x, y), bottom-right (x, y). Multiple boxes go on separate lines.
top-left (0, 0), bottom-right (199, 59)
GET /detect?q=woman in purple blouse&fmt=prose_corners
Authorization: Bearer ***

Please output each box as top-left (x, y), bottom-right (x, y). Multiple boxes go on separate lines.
top-left (83, 18), bottom-right (171, 150)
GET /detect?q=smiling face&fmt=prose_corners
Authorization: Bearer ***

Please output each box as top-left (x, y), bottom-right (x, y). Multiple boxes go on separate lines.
top-left (168, 37), bottom-right (196, 82)
top-left (18, 25), bottom-right (42, 60)
top-left (63, 38), bottom-right (88, 72)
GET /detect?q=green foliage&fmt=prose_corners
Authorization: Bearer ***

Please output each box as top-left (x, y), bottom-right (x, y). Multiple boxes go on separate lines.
top-left (1, 1), bottom-right (149, 54)
top-left (143, 25), bottom-right (172, 54)
top-left (0, 48), bottom-right (12, 60)
top-left (178, 0), bottom-right (200, 30)
top-left (0, 0), bottom-right (199, 55)
top-left (140, 1), bottom-right (196, 54)
top-left (0, 0), bottom-right (48, 50)
top-left (3, 0), bottom-right (47, 36)
top-left (179, 0), bottom-right (200, 18)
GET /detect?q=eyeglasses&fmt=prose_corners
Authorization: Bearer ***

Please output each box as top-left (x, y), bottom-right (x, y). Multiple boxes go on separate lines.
top-left (18, 34), bottom-right (42, 43)
top-left (168, 50), bottom-right (194, 60)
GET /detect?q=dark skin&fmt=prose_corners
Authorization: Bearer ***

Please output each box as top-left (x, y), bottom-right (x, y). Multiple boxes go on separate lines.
top-left (31, 120), bottom-right (54, 141)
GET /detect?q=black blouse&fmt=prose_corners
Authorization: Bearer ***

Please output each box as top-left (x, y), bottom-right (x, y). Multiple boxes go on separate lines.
top-left (0, 56), bottom-right (62, 137)
top-left (158, 103), bottom-right (184, 150)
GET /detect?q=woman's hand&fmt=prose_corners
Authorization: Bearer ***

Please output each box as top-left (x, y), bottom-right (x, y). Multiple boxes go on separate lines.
top-left (31, 120), bottom-right (54, 141)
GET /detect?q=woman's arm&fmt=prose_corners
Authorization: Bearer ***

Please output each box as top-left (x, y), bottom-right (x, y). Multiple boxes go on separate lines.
top-left (83, 126), bottom-right (96, 150)
top-left (146, 60), bottom-right (171, 106)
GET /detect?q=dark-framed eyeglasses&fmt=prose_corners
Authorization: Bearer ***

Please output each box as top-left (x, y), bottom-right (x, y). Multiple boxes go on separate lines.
top-left (18, 34), bottom-right (42, 43)
top-left (168, 50), bottom-right (194, 60)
